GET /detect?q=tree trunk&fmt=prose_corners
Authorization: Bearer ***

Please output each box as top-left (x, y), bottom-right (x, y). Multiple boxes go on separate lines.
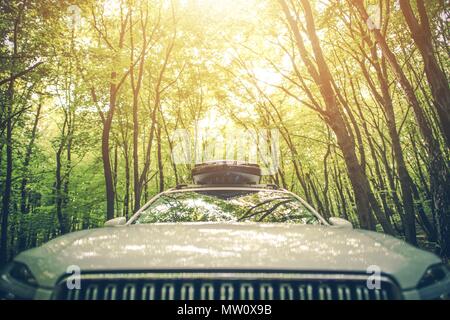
top-left (55, 113), bottom-right (69, 235)
top-left (0, 77), bottom-right (14, 265)
top-left (17, 103), bottom-right (41, 251)
top-left (103, 72), bottom-right (118, 221)
top-left (130, 9), bottom-right (147, 213)
top-left (20, 104), bottom-right (42, 214)
top-left (55, 143), bottom-right (67, 234)
top-left (91, 8), bottom-right (130, 222)
top-left (64, 111), bottom-right (74, 231)
top-left (157, 122), bottom-right (164, 192)
top-left (132, 89), bottom-right (140, 212)
top-left (124, 142), bottom-right (131, 220)
top-left (0, 0), bottom-right (27, 265)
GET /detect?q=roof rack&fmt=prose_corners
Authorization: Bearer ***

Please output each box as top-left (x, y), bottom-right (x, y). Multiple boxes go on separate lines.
top-left (171, 184), bottom-right (279, 191)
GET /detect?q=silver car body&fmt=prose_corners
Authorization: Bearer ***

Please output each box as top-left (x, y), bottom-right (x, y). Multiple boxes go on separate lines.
top-left (1, 186), bottom-right (449, 299)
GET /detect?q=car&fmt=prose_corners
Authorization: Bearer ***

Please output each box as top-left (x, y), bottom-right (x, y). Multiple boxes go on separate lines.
top-left (0, 161), bottom-right (449, 300)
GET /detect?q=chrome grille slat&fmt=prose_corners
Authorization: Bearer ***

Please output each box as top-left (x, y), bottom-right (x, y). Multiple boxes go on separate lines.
top-left (374, 288), bottom-right (381, 300)
top-left (141, 283), bottom-right (155, 300)
top-left (240, 283), bottom-right (254, 300)
top-left (73, 288), bottom-right (80, 300)
top-left (260, 283), bottom-right (273, 300)
top-left (306, 284), bottom-right (314, 300)
top-left (355, 286), bottom-right (364, 300)
top-left (318, 285), bottom-right (332, 300)
top-left (55, 273), bottom-right (401, 300)
top-left (200, 283), bottom-right (214, 300)
top-left (220, 283), bottom-right (234, 300)
top-left (180, 283), bottom-right (195, 300)
top-left (85, 284), bottom-right (98, 300)
top-left (103, 284), bottom-right (117, 300)
top-left (123, 283), bottom-right (136, 300)
top-left (161, 283), bottom-right (175, 300)
top-left (280, 284), bottom-right (293, 300)
top-left (337, 285), bottom-right (351, 300)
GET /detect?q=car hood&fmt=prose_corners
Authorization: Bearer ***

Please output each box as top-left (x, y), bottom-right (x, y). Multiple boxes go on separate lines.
top-left (15, 222), bottom-right (440, 289)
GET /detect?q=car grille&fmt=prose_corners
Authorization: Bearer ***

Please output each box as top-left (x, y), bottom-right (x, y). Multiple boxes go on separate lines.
top-left (54, 272), bottom-right (402, 300)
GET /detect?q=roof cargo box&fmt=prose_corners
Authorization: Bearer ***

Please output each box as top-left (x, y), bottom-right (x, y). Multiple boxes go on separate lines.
top-left (192, 160), bottom-right (261, 185)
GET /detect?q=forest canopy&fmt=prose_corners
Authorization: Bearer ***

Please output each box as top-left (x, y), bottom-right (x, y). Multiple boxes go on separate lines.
top-left (0, 0), bottom-right (449, 265)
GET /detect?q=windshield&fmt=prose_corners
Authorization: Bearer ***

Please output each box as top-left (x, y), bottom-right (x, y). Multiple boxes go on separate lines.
top-left (133, 189), bottom-right (321, 225)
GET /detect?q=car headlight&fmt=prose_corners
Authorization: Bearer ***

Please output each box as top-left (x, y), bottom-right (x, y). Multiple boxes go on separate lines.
top-left (418, 264), bottom-right (448, 289)
top-left (8, 262), bottom-right (38, 287)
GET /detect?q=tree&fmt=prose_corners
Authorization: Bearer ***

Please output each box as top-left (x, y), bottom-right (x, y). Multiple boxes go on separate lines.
top-left (277, 0), bottom-right (394, 233)
top-left (1, 0), bottom-right (28, 264)
top-left (88, 1), bottom-right (131, 220)
top-left (399, 0), bottom-right (450, 147)
top-left (351, 0), bottom-right (450, 259)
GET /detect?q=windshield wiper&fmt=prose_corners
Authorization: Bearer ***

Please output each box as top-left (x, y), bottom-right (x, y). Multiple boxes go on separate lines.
top-left (237, 197), bottom-right (293, 222)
